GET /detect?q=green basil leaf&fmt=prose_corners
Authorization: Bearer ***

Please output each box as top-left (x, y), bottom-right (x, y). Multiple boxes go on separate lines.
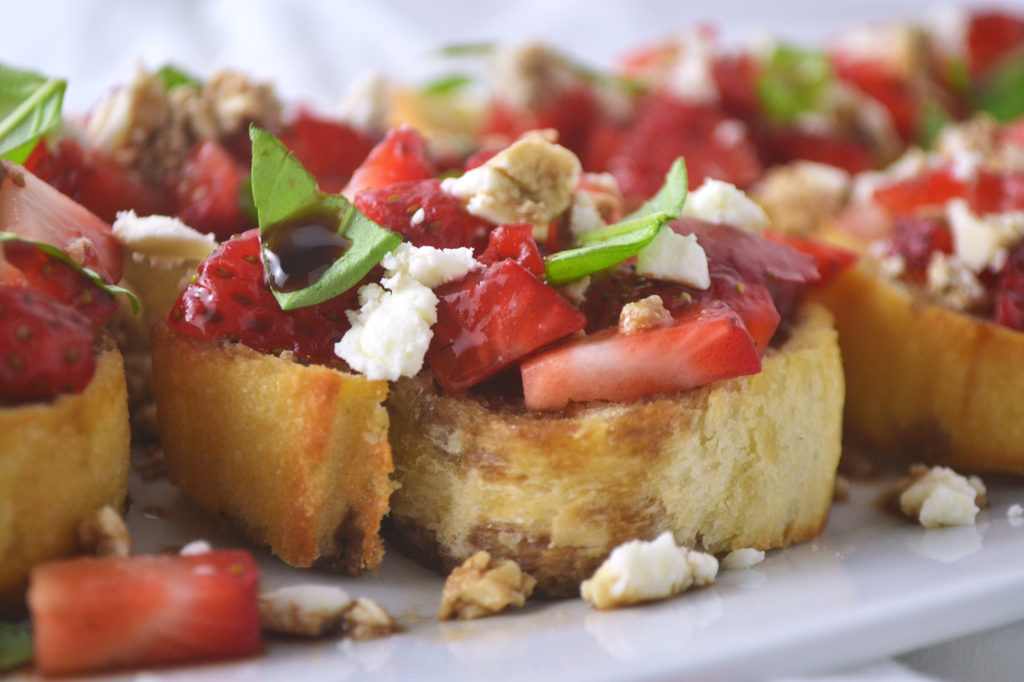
top-left (624, 157), bottom-right (688, 221)
top-left (0, 232), bottom-right (140, 313)
top-left (156, 64), bottom-right (201, 91)
top-left (421, 73), bottom-right (474, 97)
top-left (0, 622), bottom-right (32, 672)
top-left (544, 212), bottom-right (669, 285)
top-left (974, 58), bottom-right (1024, 122)
top-left (756, 44), bottom-right (831, 125)
top-left (918, 98), bottom-right (953, 149)
top-left (249, 125), bottom-right (401, 310)
top-left (0, 64), bottom-right (66, 164)
top-left (946, 56), bottom-right (971, 96)
top-left (435, 42), bottom-right (495, 58)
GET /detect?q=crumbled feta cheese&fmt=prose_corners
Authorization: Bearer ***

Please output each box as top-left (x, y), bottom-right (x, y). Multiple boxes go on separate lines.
top-left (666, 28), bottom-right (720, 103)
top-left (682, 179), bottom-right (770, 233)
top-left (635, 227), bottom-right (710, 289)
top-left (1008, 504), bottom-right (1024, 520)
top-left (713, 119), bottom-right (747, 148)
top-left (580, 531), bottom-right (718, 609)
top-left (112, 210), bottom-right (217, 261)
top-left (720, 548), bottom-right (766, 571)
top-left (568, 190), bottom-right (606, 238)
top-left (946, 199), bottom-right (1024, 273)
top-left (438, 551), bottom-right (536, 621)
top-left (337, 70), bottom-right (391, 133)
top-left (409, 207), bottom-right (426, 226)
top-left (899, 465), bottom-right (987, 529)
top-left (618, 295), bottom-right (673, 335)
top-left (179, 539), bottom-right (212, 556)
top-left (925, 252), bottom-right (984, 310)
top-left (77, 506), bottom-right (130, 558)
top-left (441, 134), bottom-right (581, 226)
top-left (335, 243), bottom-right (479, 381)
top-left (557, 275), bottom-right (590, 306)
top-left (259, 584), bottom-right (354, 637)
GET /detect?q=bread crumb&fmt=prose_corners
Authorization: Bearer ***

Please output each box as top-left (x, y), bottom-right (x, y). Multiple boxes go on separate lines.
top-left (77, 505), bottom-right (130, 557)
top-left (439, 551), bottom-right (537, 621)
top-left (619, 295), bottom-right (672, 335)
top-left (581, 532), bottom-right (717, 610)
top-left (898, 464), bottom-right (987, 528)
top-left (721, 548), bottom-right (765, 571)
top-left (344, 597), bottom-right (403, 640)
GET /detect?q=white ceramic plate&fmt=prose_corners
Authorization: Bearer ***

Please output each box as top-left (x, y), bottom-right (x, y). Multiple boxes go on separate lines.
top-left (19, 470), bottom-right (1024, 682)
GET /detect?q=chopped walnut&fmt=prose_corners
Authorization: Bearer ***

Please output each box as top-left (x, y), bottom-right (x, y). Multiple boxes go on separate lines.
top-left (343, 598), bottom-right (403, 640)
top-left (493, 43), bottom-right (578, 111)
top-left (438, 551), bottom-right (537, 621)
top-left (898, 464), bottom-right (987, 528)
top-left (77, 505), bottom-right (130, 557)
top-left (751, 161), bottom-right (851, 236)
top-left (619, 295), bottom-right (672, 335)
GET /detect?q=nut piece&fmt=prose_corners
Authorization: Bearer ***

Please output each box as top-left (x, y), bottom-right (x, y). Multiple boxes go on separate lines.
top-left (77, 505), bottom-right (130, 558)
top-left (438, 551), bottom-right (537, 621)
top-left (344, 597), bottom-right (403, 640)
top-left (259, 586), bottom-right (401, 640)
top-left (581, 532), bottom-right (718, 610)
top-left (750, 161), bottom-right (851, 236)
top-left (619, 295), bottom-right (672, 335)
top-left (898, 464), bottom-right (987, 529)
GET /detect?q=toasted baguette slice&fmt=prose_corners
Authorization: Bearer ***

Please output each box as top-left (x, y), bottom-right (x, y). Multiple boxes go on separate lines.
top-left (385, 303), bottom-right (843, 597)
top-left (812, 261), bottom-right (1024, 474)
top-left (151, 323), bottom-right (393, 573)
top-left (0, 341), bottom-right (130, 615)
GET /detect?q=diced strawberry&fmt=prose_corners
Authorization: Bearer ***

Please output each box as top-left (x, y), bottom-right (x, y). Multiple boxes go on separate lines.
top-left (520, 299), bottom-right (762, 410)
top-left (883, 215), bottom-right (953, 282)
top-left (280, 109), bottom-right (376, 194)
top-left (167, 229), bottom-right (355, 364)
top-left (761, 128), bottom-right (874, 174)
top-left (0, 160), bottom-right (123, 283)
top-left (354, 178), bottom-right (492, 252)
top-left (603, 93), bottom-right (763, 207)
top-left (0, 286), bottom-right (95, 405)
top-left (966, 10), bottom-right (1024, 78)
top-left (762, 231), bottom-right (858, 286)
top-left (712, 53), bottom-right (761, 121)
top-left (342, 126), bottom-right (436, 199)
top-left (477, 224), bottom-right (544, 276)
top-left (428, 259), bottom-right (587, 393)
top-left (24, 138), bottom-right (172, 224)
top-left (872, 166), bottom-right (968, 214)
top-left (28, 550), bottom-right (261, 676)
top-left (831, 56), bottom-right (919, 141)
top-left (2, 239), bottom-right (118, 325)
top-left (995, 241), bottom-right (1024, 330)
top-left (174, 139), bottom-right (254, 241)
top-left (478, 85), bottom-right (601, 163)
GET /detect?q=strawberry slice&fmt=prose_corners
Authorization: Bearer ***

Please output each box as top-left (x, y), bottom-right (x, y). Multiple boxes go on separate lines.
top-left (0, 286), bottom-right (95, 405)
top-left (168, 229), bottom-right (356, 364)
top-left (762, 231), bottom-right (858, 286)
top-left (280, 109), bottom-right (376, 194)
top-left (521, 299), bottom-right (762, 410)
top-left (28, 550), bottom-right (261, 676)
top-left (174, 139), bottom-right (254, 241)
top-left (428, 259), bottom-right (587, 393)
top-left (342, 126), bottom-right (436, 199)
top-left (2, 239), bottom-right (118, 326)
top-left (0, 160), bottom-right (123, 284)
top-left (967, 10), bottom-right (1024, 78)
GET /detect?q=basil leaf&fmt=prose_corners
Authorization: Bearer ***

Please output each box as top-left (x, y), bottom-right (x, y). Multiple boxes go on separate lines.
top-left (249, 125), bottom-right (401, 310)
top-left (0, 622), bottom-right (31, 672)
top-left (624, 157), bottom-right (688, 221)
top-left (918, 98), bottom-right (953, 150)
top-left (0, 64), bottom-right (65, 164)
top-left (435, 42), bottom-right (495, 58)
top-left (974, 58), bottom-right (1024, 122)
top-left (544, 212), bottom-right (669, 285)
top-left (156, 64), bottom-right (201, 91)
top-left (0, 232), bottom-right (140, 313)
top-left (421, 74), bottom-right (474, 97)
top-left (756, 45), bottom-right (831, 125)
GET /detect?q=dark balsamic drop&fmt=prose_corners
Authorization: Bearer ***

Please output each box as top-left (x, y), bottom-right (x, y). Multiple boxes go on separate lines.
top-left (262, 211), bottom-right (351, 292)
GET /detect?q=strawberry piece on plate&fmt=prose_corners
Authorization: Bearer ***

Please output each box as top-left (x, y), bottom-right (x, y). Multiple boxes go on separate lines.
top-left (521, 299), bottom-right (762, 410)
top-left (28, 550), bottom-right (261, 676)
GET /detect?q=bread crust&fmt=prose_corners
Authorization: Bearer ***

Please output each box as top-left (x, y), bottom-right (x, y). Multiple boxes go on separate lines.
top-left (385, 304), bottom-right (844, 597)
top-left (812, 262), bottom-right (1024, 473)
top-left (151, 323), bottom-right (393, 573)
top-left (0, 342), bottom-right (130, 615)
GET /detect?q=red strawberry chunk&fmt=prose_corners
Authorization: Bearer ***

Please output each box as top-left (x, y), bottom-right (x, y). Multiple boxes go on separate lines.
top-left (0, 160), bottom-right (124, 284)
top-left (428, 259), bottom-right (587, 393)
top-left (883, 215), bottom-right (953, 283)
top-left (0, 286), bottom-right (95, 405)
top-left (760, 127), bottom-right (874, 175)
top-left (477, 224), bottom-right (544, 276)
top-left (280, 109), bottom-right (376, 194)
top-left (174, 139), bottom-right (254, 241)
top-left (28, 550), bottom-right (261, 676)
top-left (343, 126), bottom-right (436, 198)
top-left (520, 299), bottom-right (762, 410)
top-left (762, 231), bottom-right (858, 286)
top-left (354, 178), bottom-right (492, 252)
top-left (967, 10), bottom-right (1024, 78)
top-left (168, 229), bottom-right (355, 364)
top-left (2, 239), bottom-right (118, 326)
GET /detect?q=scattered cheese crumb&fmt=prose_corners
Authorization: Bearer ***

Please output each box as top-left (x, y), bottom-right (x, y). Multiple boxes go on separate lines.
top-left (77, 506), bottom-right (130, 558)
top-left (1009, 504), bottom-right (1024, 519)
top-left (720, 548), bottom-right (766, 571)
top-left (335, 243), bottom-right (479, 380)
top-left (946, 199), bottom-right (1024, 274)
top-left (635, 226), bottom-right (711, 289)
top-left (438, 551), bottom-right (537, 621)
top-left (682, 179), bottom-right (770, 233)
top-left (665, 27), bottom-right (720, 103)
top-left (580, 531), bottom-right (718, 610)
top-left (618, 295), bottom-right (673, 335)
top-left (343, 598), bottom-right (403, 641)
top-left (442, 133), bottom-right (581, 226)
top-left (899, 464), bottom-right (987, 528)
top-left (179, 539), bottom-right (212, 556)
top-left (260, 584), bottom-right (354, 637)
top-left (112, 210), bottom-right (217, 261)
